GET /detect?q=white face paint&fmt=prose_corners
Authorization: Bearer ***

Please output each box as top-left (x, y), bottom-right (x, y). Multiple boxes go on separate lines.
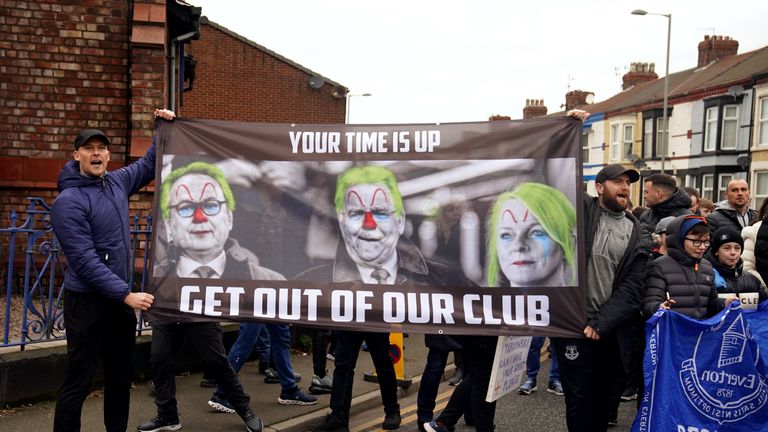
top-left (338, 183), bottom-right (404, 268)
top-left (167, 173), bottom-right (233, 263)
top-left (496, 198), bottom-right (565, 286)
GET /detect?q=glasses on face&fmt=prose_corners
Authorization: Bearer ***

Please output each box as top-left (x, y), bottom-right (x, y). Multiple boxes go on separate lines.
top-left (684, 237), bottom-right (711, 248)
top-left (171, 200), bottom-right (225, 218)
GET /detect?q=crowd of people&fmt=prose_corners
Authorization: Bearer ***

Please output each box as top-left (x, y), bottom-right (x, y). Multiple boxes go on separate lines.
top-left (49, 109), bottom-right (768, 432)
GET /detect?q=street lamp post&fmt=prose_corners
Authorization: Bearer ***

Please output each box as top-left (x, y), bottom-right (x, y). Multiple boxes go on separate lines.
top-left (345, 93), bottom-right (372, 124)
top-left (632, 9), bottom-right (671, 174)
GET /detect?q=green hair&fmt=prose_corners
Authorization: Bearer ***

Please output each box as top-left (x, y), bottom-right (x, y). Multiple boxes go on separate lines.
top-left (486, 182), bottom-right (576, 286)
top-left (159, 161), bottom-right (236, 220)
top-left (334, 166), bottom-right (403, 216)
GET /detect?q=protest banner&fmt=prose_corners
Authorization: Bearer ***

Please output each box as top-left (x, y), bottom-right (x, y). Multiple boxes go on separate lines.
top-left (147, 117), bottom-right (585, 337)
top-left (632, 301), bottom-right (768, 431)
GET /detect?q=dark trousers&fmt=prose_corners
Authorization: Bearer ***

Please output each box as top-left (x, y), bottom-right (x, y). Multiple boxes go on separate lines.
top-left (552, 334), bottom-right (626, 432)
top-left (329, 331), bottom-right (399, 424)
top-left (436, 336), bottom-right (497, 432)
top-left (311, 329), bottom-right (333, 377)
top-left (150, 322), bottom-right (251, 418)
top-left (54, 290), bottom-right (137, 432)
top-left (417, 348), bottom-right (448, 423)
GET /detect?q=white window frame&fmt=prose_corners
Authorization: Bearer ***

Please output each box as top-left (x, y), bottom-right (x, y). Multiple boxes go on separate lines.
top-left (643, 118), bottom-right (653, 158)
top-left (623, 124), bottom-right (634, 161)
top-left (610, 124), bottom-right (620, 161)
top-left (758, 97), bottom-right (768, 146)
top-left (704, 107), bottom-right (718, 151)
top-left (685, 175), bottom-right (697, 189)
top-left (656, 116), bottom-right (669, 159)
top-left (702, 174), bottom-right (714, 200)
top-left (754, 171), bottom-right (768, 208)
top-left (719, 173), bottom-right (734, 201)
top-left (720, 104), bottom-right (738, 150)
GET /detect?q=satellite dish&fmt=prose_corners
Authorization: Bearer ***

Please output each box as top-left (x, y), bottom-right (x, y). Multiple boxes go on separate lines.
top-left (727, 85), bottom-right (744, 98)
top-left (308, 76), bottom-right (325, 90)
top-left (585, 93), bottom-right (595, 104)
top-left (736, 155), bottom-right (750, 170)
top-left (632, 158), bottom-right (646, 169)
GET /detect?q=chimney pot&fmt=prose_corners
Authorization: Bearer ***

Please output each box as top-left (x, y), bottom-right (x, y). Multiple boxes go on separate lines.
top-left (698, 35), bottom-right (739, 68)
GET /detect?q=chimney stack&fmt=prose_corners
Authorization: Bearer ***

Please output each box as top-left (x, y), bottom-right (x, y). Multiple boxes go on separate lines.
top-left (488, 114), bottom-right (511, 121)
top-left (622, 62), bottom-right (658, 90)
top-left (522, 99), bottom-right (547, 119)
top-left (565, 90), bottom-right (594, 111)
top-left (698, 35), bottom-right (739, 68)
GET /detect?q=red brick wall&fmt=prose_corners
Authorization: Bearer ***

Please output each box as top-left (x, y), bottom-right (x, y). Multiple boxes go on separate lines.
top-left (181, 22), bottom-right (345, 123)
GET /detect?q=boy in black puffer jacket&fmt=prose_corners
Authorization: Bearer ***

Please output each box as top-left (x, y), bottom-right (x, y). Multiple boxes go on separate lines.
top-left (644, 215), bottom-right (735, 319)
top-left (706, 227), bottom-right (768, 307)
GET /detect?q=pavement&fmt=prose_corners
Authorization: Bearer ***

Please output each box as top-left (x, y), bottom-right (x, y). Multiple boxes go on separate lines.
top-left (0, 332), bottom-right (438, 432)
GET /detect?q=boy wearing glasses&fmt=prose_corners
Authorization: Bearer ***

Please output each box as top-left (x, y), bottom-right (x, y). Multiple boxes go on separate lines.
top-left (643, 215), bottom-right (735, 319)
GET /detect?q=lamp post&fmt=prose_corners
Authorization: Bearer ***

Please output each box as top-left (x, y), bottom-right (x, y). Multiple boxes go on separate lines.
top-left (345, 93), bottom-right (372, 124)
top-left (632, 9), bottom-right (671, 174)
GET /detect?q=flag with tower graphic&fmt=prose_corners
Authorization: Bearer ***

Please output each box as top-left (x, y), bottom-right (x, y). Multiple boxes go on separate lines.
top-left (632, 301), bottom-right (768, 431)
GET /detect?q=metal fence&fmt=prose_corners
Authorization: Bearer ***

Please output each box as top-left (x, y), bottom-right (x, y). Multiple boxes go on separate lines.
top-left (1, 197), bottom-right (154, 350)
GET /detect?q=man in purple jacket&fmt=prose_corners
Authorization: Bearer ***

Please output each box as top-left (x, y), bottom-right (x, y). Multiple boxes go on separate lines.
top-left (50, 109), bottom-right (175, 432)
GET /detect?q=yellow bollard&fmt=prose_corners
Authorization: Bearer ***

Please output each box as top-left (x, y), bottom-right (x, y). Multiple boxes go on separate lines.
top-left (363, 332), bottom-right (412, 389)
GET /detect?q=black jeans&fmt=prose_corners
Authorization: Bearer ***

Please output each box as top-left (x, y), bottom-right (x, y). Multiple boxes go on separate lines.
top-left (54, 290), bottom-right (137, 432)
top-left (150, 322), bottom-right (251, 418)
top-left (552, 334), bottom-right (626, 432)
top-left (435, 335), bottom-right (497, 432)
top-left (328, 330), bottom-right (399, 424)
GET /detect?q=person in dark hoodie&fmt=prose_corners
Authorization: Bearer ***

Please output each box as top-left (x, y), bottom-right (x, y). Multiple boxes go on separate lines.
top-left (639, 173), bottom-right (692, 236)
top-left (707, 178), bottom-right (758, 232)
top-left (643, 215), bottom-right (734, 319)
top-left (50, 109), bottom-right (175, 432)
top-left (706, 227), bottom-right (767, 308)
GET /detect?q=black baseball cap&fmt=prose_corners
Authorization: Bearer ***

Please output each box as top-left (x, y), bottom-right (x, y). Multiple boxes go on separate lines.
top-left (595, 164), bottom-right (640, 184)
top-left (74, 129), bottom-right (110, 150)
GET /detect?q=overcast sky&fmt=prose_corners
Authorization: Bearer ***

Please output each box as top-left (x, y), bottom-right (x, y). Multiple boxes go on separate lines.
top-left (187, 0), bottom-right (767, 124)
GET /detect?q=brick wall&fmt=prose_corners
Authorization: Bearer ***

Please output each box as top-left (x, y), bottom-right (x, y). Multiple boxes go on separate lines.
top-left (181, 21), bottom-right (345, 123)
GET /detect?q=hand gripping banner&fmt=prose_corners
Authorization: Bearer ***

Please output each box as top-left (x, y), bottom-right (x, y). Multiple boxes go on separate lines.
top-left (147, 117), bottom-right (586, 337)
top-left (632, 301), bottom-right (768, 432)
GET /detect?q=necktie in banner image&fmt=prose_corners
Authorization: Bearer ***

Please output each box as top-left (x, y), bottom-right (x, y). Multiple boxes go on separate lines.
top-left (371, 268), bottom-right (390, 284)
top-left (194, 265), bottom-right (215, 279)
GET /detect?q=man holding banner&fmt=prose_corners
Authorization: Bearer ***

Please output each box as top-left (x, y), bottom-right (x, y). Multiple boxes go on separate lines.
top-left (307, 165), bottom-right (473, 432)
top-left (552, 164), bottom-right (650, 432)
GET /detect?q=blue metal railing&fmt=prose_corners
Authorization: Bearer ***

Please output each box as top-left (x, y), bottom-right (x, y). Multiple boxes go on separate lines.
top-left (1, 197), bottom-right (153, 350)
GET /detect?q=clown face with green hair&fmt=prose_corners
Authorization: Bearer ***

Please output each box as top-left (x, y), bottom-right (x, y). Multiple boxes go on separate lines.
top-left (486, 182), bottom-right (576, 287)
top-left (335, 165), bottom-right (405, 269)
top-left (159, 161), bottom-right (236, 264)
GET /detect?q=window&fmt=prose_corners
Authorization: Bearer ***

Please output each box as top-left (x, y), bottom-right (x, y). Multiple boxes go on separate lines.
top-left (703, 96), bottom-right (743, 152)
top-left (755, 171), bottom-right (768, 207)
top-left (581, 131), bottom-right (589, 163)
top-left (719, 174), bottom-right (734, 201)
top-left (623, 124), bottom-right (634, 160)
top-left (685, 175), bottom-right (697, 189)
top-left (642, 109), bottom-right (671, 160)
top-left (702, 174), bottom-right (714, 200)
top-left (611, 124), bottom-right (620, 161)
top-left (643, 118), bottom-right (653, 159)
top-left (704, 107), bottom-right (718, 151)
top-left (656, 117), bottom-right (667, 158)
top-left (721, 105), bottom-right (738, 150)
top-left (760, 97), bottom-right (768, 146)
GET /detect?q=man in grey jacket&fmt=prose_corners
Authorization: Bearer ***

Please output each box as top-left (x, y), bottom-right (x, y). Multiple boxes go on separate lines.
top-left (707, 178), bottom-right (757, 231)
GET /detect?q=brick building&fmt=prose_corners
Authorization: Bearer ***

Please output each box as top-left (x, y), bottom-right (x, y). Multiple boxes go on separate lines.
top-left (0, 0), bottom-right (346, 222)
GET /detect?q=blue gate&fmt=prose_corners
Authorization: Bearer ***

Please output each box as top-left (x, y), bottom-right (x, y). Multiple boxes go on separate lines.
top-left (1, 197), bottom-right (154, 350)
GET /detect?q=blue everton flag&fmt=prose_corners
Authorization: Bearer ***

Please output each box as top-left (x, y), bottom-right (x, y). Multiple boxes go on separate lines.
top-left (632, 302), bottom-right (768, 431)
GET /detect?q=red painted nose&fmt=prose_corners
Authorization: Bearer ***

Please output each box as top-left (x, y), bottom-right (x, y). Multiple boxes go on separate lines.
top-left (192, 207), bottom-right (208, 223)
top-left (362, 211), bottom-right (377, 230)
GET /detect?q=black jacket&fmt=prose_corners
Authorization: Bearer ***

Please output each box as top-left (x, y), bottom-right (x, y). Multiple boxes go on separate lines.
top-left (706, 252), bottom-right (768, 303)
top-left (638, 187), bottom-right (691, 235)
top-left (583, 196), bottom-right (650, 372)
top-left (643, 217), bottom-right (721, 319)
top-left (706, 203), bottom-right (758, 232)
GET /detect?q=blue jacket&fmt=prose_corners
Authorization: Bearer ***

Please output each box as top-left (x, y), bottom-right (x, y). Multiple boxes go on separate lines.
top-left (51, 139), bottom-right (156, 301)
